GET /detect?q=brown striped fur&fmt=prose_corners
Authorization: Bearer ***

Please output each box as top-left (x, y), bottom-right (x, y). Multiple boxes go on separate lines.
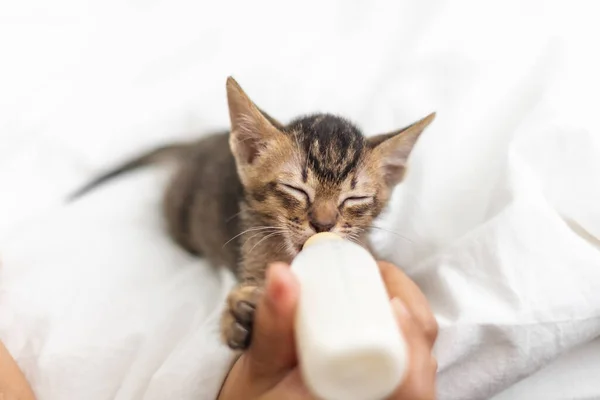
top-left (69, 77), bottom-right (436, 351)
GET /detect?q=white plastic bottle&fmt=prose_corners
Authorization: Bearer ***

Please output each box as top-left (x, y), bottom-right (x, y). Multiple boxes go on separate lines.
top-left (290, 232), bottom-right (408, 400)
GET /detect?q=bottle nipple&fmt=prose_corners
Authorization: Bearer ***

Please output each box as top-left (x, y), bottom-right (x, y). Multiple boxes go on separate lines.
top-left (303, 232), bottom-right (343, 249)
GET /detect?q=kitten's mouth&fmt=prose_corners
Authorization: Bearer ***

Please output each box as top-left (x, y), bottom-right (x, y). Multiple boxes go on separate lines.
top-left (295, 232), bottom-right (343, 253)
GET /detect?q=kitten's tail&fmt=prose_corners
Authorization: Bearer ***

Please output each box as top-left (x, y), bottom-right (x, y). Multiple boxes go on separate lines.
top-left (67, 143), bottom-right (191, 202)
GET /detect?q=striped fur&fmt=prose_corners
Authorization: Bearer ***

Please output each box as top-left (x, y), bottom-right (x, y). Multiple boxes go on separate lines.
top-left (69, 76), bottom-right (436, 351)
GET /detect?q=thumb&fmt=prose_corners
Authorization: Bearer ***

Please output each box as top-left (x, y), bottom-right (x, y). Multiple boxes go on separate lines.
top-left (247, 262), bottom-right (299, 378)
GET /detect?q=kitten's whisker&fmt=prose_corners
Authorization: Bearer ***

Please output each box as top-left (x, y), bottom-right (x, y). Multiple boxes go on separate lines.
top-left (368, 226), bottom-right (413, 244)
top-left (338, 229), bottom-right (361, 246)
top-left (249, 231), bottom-right (284, 254)
top-left (222, 226), bottom-right (280, 248)
top-left (225, 211), bottom-right (242, 223)
top-left (347, 237), bottom-right (361, 246)
top-left (347, 231), bottom-right (364, 245)
top-left (242, 228), bottom-right (288, 247)
top-left (275, 240), bottom-right (289, 255)
top-left (344, 231), bottom-right (363, 247)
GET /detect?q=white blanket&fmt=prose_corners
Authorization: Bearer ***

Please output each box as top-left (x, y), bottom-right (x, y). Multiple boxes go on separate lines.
top-left (1, 0), bottom-right (600, 399)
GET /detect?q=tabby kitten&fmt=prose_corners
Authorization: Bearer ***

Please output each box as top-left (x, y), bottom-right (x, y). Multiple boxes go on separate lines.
top-left (69, 77), bottom-right (435, 351)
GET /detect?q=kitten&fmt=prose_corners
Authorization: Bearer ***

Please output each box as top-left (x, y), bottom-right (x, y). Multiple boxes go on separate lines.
top-left (69, 77), bottom-right (436, 350)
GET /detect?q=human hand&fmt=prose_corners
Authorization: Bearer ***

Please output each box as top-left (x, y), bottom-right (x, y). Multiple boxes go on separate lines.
top-left (0, 340), bottom-right (37, 400)
top-left (378, 261), bottom-right (438, 400)
top-left (217, 262), bottom-right (307, 400)
top-left (217, 261), bottom-right (438, 400)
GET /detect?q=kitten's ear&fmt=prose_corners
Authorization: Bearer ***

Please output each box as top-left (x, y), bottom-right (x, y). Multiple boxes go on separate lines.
top-left (367, 112), bottom-right (436, 186)
top-left (226, 76), bottom-right (281, 165)
top-left (256, 106), bottom-right (285, 130)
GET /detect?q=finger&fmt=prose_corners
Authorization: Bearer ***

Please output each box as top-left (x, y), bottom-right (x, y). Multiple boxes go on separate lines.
top-left (262, 369), bottom-right (316, 400)
top-left (378, 261), bottom-right (438, 346)
top-left (248, 262), bottom-right (300, 379)
top-left (391, 298), bottom-right (437, 400)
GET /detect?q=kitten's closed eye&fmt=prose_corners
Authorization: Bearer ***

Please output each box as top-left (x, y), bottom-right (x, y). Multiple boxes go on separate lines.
top-left (340, 196), bottom-right (373, 208)
top-left (279, 183), bottom-right (310, 202)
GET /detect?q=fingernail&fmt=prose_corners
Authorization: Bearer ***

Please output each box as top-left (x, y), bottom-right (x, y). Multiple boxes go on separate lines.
top-left (391, 297), bottom-right (410, 319)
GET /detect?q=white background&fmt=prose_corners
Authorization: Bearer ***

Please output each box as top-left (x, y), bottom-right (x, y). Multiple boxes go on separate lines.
top-left (1, 1), bottom-right (600, 399)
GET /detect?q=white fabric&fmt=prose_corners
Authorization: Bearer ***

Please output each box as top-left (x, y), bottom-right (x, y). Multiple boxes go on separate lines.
top-left (1, 1), bottom-right (599, 399)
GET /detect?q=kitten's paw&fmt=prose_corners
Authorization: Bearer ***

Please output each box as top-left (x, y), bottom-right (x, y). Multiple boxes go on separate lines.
top-left (221, 284), bottom-right (261, 350)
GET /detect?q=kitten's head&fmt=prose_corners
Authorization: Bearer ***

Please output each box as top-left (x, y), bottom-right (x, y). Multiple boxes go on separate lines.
top-left (226, 77), bottom-right (435, 255)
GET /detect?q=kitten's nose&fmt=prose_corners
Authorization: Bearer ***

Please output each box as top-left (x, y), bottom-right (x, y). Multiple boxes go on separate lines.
top-left (309, 220), bottom-right (335, 233)
top-left (309, 203), bottom-right (338, 232)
